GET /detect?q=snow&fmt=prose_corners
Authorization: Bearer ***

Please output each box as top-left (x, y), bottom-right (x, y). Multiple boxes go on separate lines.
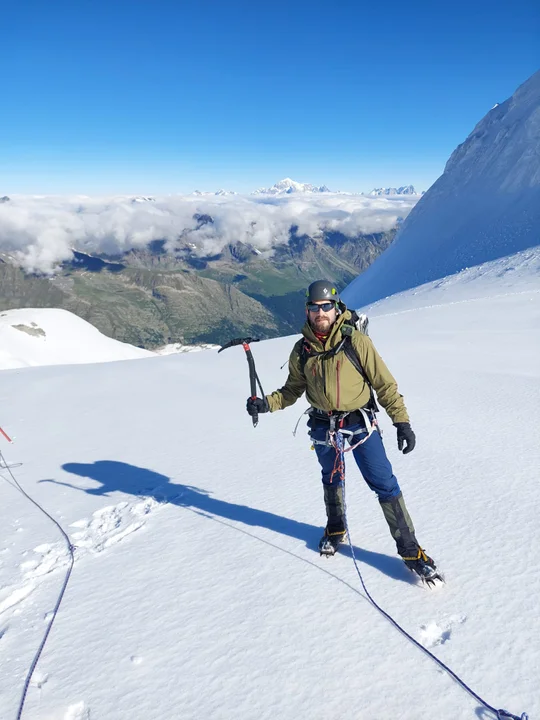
top-left (0, 308), bottom-right (154, 369)
top-left (1, 254), bottom-right (538, 719)
top-left (345, 70), bottom-right (540, 308)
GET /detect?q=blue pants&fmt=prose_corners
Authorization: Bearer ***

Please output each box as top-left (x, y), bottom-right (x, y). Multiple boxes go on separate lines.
top-left (310, 423), bottom-right (401, 502)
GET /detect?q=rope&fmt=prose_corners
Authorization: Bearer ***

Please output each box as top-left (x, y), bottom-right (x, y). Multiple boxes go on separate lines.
top-left (330, 431), bottom-right (528, 720)
top-left (0, 449), bottom-right (76, 720)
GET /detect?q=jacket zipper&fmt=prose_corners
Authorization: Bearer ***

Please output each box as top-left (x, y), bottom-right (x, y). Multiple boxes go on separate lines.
top-left (336, 360), bottom-right (341, 408)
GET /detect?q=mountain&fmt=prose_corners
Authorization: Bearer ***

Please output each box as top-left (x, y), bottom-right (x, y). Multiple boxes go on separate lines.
top-left (0, 180), bottom-right (422, 346)
top-left (367, 186), bottom-right (420, 196)
top-left (0, 227), bottom-right (397, 348)
top-left (252, 178), bottom-right (332, 195)
top-left (344, 70), bottom-right (540, 308)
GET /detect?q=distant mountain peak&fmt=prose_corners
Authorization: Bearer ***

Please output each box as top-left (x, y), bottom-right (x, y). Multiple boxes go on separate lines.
top-left (192, 189), bottom-right (238, 196)
top-left (368, 186), bottom-right (420, 197)
top-left (252, 178), bottom-right (332, 195)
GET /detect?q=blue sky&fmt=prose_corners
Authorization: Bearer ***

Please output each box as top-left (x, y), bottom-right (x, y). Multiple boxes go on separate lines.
top-left (1, 0), bottom-right (538, 195)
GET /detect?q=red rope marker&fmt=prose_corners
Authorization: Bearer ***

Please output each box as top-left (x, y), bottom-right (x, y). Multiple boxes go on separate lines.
top-left (0, 426), bottom-right (13, 443)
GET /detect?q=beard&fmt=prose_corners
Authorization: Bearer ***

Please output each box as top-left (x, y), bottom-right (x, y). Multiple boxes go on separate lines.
top-left (310, 315), bottom-right (333, 333)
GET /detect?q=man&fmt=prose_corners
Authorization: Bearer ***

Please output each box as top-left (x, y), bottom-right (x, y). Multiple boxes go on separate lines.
top-left (246, 280), bottom-right (441, 583)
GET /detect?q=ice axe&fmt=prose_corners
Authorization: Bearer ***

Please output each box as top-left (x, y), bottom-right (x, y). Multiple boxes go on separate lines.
top-left (218, 337), bottom-right (265, 427)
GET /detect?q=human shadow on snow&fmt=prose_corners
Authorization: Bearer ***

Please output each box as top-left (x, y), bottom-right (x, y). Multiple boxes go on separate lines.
top-left (42, 459), bottom-right (413, 584)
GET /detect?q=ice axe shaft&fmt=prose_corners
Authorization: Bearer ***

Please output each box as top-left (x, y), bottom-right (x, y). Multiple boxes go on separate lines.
top-left (218, 337), bottom-right (264, 427)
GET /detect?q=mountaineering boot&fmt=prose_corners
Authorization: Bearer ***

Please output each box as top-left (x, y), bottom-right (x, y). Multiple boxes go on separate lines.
top-left (379, 493), bottom-right (443, 585)
top-left (319, 484), bottom-right (347, 555)
top-left (318, 525), bottom-right (347, 556)
top-left (401, 548), bottom-right (443, 585)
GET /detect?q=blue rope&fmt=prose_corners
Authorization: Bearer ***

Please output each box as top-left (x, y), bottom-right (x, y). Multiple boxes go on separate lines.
top-left (332, 431), bottom-right (528, 720)
top-left (0, 449), bottom-right (76, 720)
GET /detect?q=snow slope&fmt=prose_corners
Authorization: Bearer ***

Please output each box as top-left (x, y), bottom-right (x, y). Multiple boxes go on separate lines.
top-left (0, 308), bottom-right (154, 369)
top-left (344, 70), bottom-right (540, 308)
top-left (0, 254), bottom-right (538, 720)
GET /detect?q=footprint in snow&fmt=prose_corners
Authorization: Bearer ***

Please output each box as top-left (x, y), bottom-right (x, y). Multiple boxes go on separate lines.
top-left (30, 670), bottom-right (48, 689)
top-left (0, 541), bottom-right (70, 616)
top-left (0, 582), bottom-right (37, 616)
top-left (419, 615), bottom-right (466, 648)
top-left (69, 497), bottom-right (162, 554)
top-left (64, 701), bottom-right (90, 720)
top-left (1, 495), bottom-right (165, 618)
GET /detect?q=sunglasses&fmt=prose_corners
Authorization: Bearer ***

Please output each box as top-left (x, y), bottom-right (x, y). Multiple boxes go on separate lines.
top-left (306, 301), bottom-right (336, 313)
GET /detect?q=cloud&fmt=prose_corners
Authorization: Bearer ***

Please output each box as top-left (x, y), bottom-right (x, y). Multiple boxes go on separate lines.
top-left (0, 193), bottom-right (419, 274)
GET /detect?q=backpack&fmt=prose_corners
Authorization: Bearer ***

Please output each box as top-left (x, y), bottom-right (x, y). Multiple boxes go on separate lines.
top-left (298, 311), bottom-right (380, 413)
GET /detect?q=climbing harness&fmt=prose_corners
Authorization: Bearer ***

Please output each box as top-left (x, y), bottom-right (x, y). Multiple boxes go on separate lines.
top-left (309, 408), bottom-right (377, 453)
top-left (329, 429), bottom-right (528, 720)
top-left (0, 442), bottom-right (75, 720)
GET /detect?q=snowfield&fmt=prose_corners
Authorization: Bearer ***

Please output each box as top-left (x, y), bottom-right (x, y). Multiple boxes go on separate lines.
top-left (0, 308), bottom-right (154, 369)
top-left (1, 250), bottom-right (538, 720)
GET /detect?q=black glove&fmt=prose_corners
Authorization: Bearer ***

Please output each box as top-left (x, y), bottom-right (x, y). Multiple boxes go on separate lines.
top-left (246, 396), bottom-right (269, 417)
top-left (395, 422), bottom-right (416, 454)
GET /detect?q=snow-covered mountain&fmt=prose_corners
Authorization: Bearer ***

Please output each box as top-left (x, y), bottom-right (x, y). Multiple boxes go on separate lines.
top-left (191, 189), bottom-right (238, 196)
top-left (368, 185), bottom-right (420, 196)
top-left (344, 70), bottom-right (540, 308)
top-left (252, 177), bottom-right (332, 195)
top-left (0, 308), bottom-right (154, 369)
top-left (190, 181), bottom-right (420, 197)
top-left (130, 196), bottom-right (156, 204)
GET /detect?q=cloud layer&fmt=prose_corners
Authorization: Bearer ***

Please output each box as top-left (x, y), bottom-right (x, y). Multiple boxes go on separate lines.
top-left (0, 193), bottom-right (419, 274)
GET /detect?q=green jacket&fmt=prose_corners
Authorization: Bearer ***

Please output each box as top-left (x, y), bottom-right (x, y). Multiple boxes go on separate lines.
top-left (266, 310), bottom-right (410, 424)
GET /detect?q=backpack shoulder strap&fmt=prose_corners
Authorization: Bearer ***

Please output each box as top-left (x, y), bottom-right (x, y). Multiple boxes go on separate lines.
top-left (341, 331), bottom-right (380, 413)
top-left (298, 338), bottom-right (312, 375)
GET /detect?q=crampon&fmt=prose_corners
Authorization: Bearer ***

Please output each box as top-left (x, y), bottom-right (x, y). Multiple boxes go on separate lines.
top-left (318, 528), bottom-right (347, 557)
top-left (403, 548), bottom-right (444, 587)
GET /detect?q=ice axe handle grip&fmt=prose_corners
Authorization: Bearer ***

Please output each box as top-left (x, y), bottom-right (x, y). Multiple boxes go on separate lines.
top-left (244, 343), bottom-right (259, 427)
top-left (250, 395), bottom-right (258, 427)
